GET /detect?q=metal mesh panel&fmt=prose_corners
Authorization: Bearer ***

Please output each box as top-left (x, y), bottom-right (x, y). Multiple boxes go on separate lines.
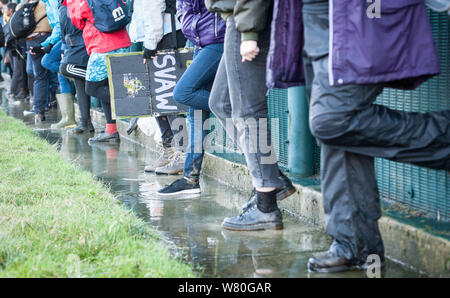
top-left (267, 89), bottom-right (289, 170)
top-left (374, 9), bottom-right (450, 221)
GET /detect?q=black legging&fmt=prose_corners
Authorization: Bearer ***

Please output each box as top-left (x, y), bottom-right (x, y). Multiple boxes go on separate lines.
top-left (156, 116), bottom-right (174, 148)
top-left (74, 78), bottom-right (91, 127)
top-left (11, 54), bottom-right (27, 95)
top-left (60, 63), bottom-right (91, 127)
top-left (85, 79), bottom-right (115, 124)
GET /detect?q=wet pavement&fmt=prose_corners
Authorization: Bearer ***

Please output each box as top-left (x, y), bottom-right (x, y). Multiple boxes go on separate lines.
top-left (0, 87), bottom-right (426, 278)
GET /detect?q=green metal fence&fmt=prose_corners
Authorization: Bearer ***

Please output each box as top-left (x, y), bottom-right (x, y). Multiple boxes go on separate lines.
top-left (209, 9), bottom-right (449, 222)
top-left (374, 10), bottom-right (450, 221)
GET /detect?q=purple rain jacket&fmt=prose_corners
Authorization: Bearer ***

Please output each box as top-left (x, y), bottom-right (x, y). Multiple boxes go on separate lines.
top-left (267, 0), bottom-right (441, 90)
top-left (177, 0), bottom-right (226, 47)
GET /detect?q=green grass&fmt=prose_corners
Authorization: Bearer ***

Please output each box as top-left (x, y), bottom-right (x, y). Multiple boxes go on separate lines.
top-left (0, 110), bottom-right (195, 277)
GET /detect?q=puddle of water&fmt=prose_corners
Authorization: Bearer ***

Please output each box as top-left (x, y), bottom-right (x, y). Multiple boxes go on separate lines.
top-left (0, 88), bottom-right (426, 278)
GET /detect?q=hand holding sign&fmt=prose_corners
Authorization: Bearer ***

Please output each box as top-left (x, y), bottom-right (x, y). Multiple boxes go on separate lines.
top-left (143, 48), bottom-right (158, 64)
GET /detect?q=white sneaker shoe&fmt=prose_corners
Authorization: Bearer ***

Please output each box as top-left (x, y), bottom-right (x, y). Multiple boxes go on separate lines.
top-left (154, 150), bottom-right (185, 175)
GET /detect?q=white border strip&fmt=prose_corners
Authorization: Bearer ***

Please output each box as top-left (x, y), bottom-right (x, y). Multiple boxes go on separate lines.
top-left (328, 0), bottom-right (334, 86)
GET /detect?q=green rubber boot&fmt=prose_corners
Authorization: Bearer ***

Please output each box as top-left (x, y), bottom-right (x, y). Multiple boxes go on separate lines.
top-left (51, 93), bottom-right (77, 129)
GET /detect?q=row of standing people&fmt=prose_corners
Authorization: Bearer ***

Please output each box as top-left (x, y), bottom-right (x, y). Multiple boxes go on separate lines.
top-left (1, 1), bottom-right (34, 103)
top-left (10, 0), bottom-right (450, 274)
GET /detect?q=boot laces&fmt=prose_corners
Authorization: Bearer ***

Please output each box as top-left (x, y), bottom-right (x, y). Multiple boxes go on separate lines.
top-left (239, 204), bottom-right (257, 219)
top-left (167, 150), bottom-right (185, 166)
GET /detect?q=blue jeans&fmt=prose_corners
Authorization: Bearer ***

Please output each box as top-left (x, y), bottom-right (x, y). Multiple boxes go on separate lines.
top-left (173, 43), bottom-right (224, 179)
top-left (42, 41), bottom-right (72, 94)
top-left (27, 33), bottom-right (51, 114)
top-left (26, 53), bottom-right (34, 76)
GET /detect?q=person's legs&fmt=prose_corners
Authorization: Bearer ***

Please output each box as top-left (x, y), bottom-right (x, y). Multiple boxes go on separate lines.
top-left (27, 34), bottom-right (51, 119)
top-left (157, 44), bottom-right (225, 194)
top-left (153, 115), bottom-right (187, 175)
top-left (224, 17), bottom-right (280, 190)
top-left (5, 50), bottom-right (14, 76)
top-left (10, 55), bottom-right (25, 97)
top-left (85, 79), bottom-right (118, 143)
top-left (85, 79), bottom-right (114, 124)
top-left (209, 57), bottom-right (232, 135)
top-left (15, 56), bottom-right (28, 99)
top-left (84, 49), bottom-right (129, 142)
top-left (306, 58), bottom-right (387, 272)
top-left (26, 52), bottom-right (34, 77)
top-left (144, 115), bottom-right (181, 173)
top-left (182, 108), bottom-right (210, 179)
top-left (302, 8), bottom-right (384, 272)
top-left (156, 107), bottom-right (208, 194)
top-left (304, 7), bottom-right (447, 272)
top-left (42, 41), bottom-right (67, 108)
top-left (155, 116), bottom-right (174, 149)
top-left (170, 44), bottom-right (223, 181)
top-left (209, 33), bottom-right (295, 214)
top-left (72, 77), bottom-right (93, 132)
top-left (317, 145), bottom-right (384, 263)
top-left (0, 48), bottom-right (4, 82)
top-left (214, 16), bottom-right (284, 231)
top-left (45, 42), bottom-right (77, 129)
top-left (60, 63), bottom-right (93, 134)
top-left (26, 53), bottom-right (34, 99)
top-left (57, 73), bottom-right (72, 94)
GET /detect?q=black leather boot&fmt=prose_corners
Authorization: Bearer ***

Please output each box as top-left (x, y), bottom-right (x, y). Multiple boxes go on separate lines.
top-left (307, 250), bottom-right (357, 273)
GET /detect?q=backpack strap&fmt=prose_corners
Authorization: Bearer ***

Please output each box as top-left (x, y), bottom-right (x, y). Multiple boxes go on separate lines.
top-left (35, 14), bottom-right (48, 26)
top-left (129, 0), bottom-right (135, 18)
top-left (30, 1), bottom-right (47, 27)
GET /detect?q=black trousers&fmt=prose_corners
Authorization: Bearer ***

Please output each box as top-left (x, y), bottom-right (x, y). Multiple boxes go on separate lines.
top-left (85, 79), bottom-right (115, 124)
top-left (11, 53), bottom-right (28, 95)
top-left (60, 63), bottom-right (91, 127)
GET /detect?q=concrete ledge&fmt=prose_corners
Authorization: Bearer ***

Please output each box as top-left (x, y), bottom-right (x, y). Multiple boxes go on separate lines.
top-left (82, 105), bottom-right (449, 277)
top-left (379, 217), bottom-right (450, 277)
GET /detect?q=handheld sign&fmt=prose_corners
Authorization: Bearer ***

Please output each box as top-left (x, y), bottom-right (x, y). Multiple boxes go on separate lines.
top-left (106, 50), bottom-right (193, 119)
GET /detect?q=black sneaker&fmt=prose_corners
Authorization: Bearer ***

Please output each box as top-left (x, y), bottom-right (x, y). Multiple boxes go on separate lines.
top-left (241, 173), bottom-right (296, 212)
top-left (126, 118), bottom-right (139, 135)
top-left (222, 206), bottom-right (283, 231)
top-left (88, 131), bottom-right (119, 144)
top-left (307, 250), bottom-right (357, 273)
top-left (157, 177), bottom-right (201, 196)
top-left (34, 112), bottom-right (45, 123)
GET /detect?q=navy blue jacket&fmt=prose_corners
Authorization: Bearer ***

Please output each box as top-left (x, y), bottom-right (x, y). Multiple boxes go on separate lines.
top-left (59, 2), bottom-right (89, 67)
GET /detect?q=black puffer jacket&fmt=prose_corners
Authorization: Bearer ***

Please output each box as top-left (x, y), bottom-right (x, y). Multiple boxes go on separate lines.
top-left (59, 1), bottom-right (88, 67)
top-left (205, 0), bottom-right (271, 40)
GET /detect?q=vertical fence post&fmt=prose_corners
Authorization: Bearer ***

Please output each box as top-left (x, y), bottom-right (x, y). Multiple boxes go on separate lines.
top-left (287, 86), bottom-right (315, 177)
